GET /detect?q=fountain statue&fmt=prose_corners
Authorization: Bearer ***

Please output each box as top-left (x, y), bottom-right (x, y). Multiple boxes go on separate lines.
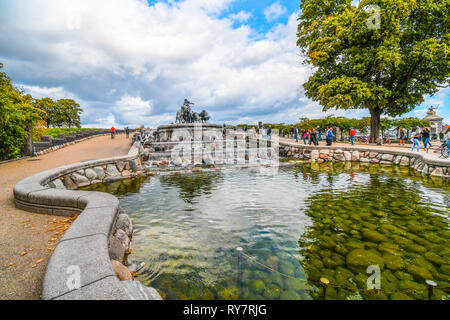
top-left (176, 99), bottom-right (210, 124)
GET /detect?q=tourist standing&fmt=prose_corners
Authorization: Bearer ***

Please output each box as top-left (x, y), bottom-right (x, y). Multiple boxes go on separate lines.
top-left (422, 128), bottom-right (432, 149)
top-left (313, 128), bottom-right (319, 146)
top-left (267, 127), bottom-right (272, 139)
top-left (399, 128), bottom-right (406, 145)
top-left (302, 130), bottom-right (307, 145)
top-left (125, 127), bottom-right (130, 139)
top-left (411, 128), bottom-right (420, 152)
top-left (444, 128), bottom-right (450, 157)
top-left (308, 129), bottom-right (312, 145)
top-left (290, 126), bottom-right (294, 138)
top-left (110, 126), bottom-right (116, 139)
top-left (317, 127), bottom-right (322, 142)
top-left (349, 127), bottom-right (356, 146)
top-left (326, 127), bottom-right (333, 146)
top-left (295, 127), bottom-right (299, 142)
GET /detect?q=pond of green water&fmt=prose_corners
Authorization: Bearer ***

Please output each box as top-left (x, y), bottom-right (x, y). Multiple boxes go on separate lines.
top-left (83, 163), bottom-right (449, 300)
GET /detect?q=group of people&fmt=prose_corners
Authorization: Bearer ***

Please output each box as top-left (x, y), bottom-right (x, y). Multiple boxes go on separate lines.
top-left (110, 127), bottom-right (131, 139)
top-left (409, 127), bottom-right (437, 152)
top-left (291, 126), bottom-right (338, 147)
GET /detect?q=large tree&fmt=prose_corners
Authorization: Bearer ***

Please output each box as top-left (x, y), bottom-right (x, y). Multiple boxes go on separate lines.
top-left (297, 0), bottom-right (449, 143)
top-left (0, 63), bottom-right (45, 159)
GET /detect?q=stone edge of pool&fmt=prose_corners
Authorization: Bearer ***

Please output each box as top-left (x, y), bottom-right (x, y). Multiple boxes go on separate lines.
top-left (13, 141), bottom-right (163, 300)
top-left (12, 142), bottom-right (450, 300)
top-left (279, 142), bottom-right (450, 178)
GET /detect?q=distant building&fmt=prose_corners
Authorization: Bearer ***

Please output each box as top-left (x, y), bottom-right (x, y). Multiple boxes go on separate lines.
top-left (423, 107), bottom-right (443, 139)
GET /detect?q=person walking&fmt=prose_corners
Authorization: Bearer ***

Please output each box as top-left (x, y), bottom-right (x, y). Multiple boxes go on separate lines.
top-left (399, 128), bottom-right (406, 145)
top-left (411, 128), bottom-right (420, 152)
top-left (444, 128), bottom-right (450, 157)
top-left (423, 128), bottom-right (432, 149)
top-left (326, 127), bottom-right (333, 146)
top-left (267, 127), bottom-right (272, 139)
top-left (110, 126), bottom-right (116, 139)
top-left (294, 127), bottom-right (299, 143)
top-left (125, 127), bottom-right (130, 139)
top-left (308, 129), bottom-right (312, 145)
top-left (314, 128), bottom-right (319, 146)
top-left (349, 127), bottom-right (356, 146)
top-left (290, 126), bottom-right (294, 138)
top-left (317, 126), bottom-right (322, 142)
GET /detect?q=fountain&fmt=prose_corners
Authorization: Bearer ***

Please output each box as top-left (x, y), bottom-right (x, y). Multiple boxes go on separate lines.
top-left (144, 99), bottom-right (278, 167)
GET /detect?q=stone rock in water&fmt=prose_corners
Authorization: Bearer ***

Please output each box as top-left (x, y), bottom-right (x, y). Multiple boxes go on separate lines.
top-left (109, 235), bottom-right (125, 261)
top-left (70, 173), bottom-right (90, 188)
top-left (93, 166), bottom-right (106, 179)
top-left (112, 260), bottom-right (133, 281)
top-left (114, 229), bottom-right (131, 251)
top-left (116, 213), bottom-right (133, 238)
top-left (344, 151), bottom-right (351, 161)
top-left (106, 164), bottom-right (120, 177)
top-left (63, 176), bottom-right (77, 190)
top-left (346, 249), bottom-right (385, 274)
top-left (400, 157), bottom-right (410, 166)
top-left (84, 168), bottom-right (97, 180)
top-left (310, 150), bottom-right (319, 160)
top-left (351, 151), bottom-right (360, 162)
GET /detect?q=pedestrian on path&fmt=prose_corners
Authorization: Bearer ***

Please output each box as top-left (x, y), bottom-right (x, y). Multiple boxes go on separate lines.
top-left (317, 127), bottom-right (322, 142)
top-left (421, 128), bottom-right (432, 149)
top-left (125, 127), bottom-right (130, 139)
top-left (302, 130), bottom-right (307, 144)
top-left (349, 127), bottom-right (356, 146)
top-left (326, 127), bottom-right (333, 146)
top-left (444, 128), bottom-right (450, 157)
top-left (399, 128), bottom-right (406, 145)
top-left (290, 126), bottom-right (294, 138)
top-left (295, 127), bottom-right (299, 142)
top-left (411, 128), bottom-right (420, 152)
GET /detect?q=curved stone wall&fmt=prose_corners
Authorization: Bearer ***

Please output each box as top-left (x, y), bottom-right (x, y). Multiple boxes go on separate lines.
top-left (279, 142), bottom-right (450, 179)
top-left (13, 142), bottom-right (162, 300)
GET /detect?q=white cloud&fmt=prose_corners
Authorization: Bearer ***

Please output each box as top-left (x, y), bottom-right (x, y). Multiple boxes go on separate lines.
top-left (229, 10), bottom-right (252, 22)
top-left (264, 2), bottom-right (287, 22)
top-left (5, 0), bottom-right (432, 128)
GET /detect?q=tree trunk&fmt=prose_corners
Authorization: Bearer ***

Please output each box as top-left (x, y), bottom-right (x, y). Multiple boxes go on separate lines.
top-left (25, 121), bottom-right (33, 156)
top-left (369, 107), bottom-right (381, 144)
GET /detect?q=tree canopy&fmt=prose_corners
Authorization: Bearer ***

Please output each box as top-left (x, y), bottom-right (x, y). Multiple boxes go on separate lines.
top-left (0, 63), bottom-right (45, 160)
top-left (297, 0), bottom-right (449, 142)
top-left (0, 62), bottom-right (83, 160)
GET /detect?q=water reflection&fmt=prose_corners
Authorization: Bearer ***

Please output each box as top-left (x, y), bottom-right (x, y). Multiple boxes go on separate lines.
top-left (81, 163), bottom-right (449, 300)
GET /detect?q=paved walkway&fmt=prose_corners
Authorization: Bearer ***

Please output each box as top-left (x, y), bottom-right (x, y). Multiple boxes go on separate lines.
top-left (279, 137), bottom-right (445, 159)
top-left (0, 134), bottom-right (132, 300)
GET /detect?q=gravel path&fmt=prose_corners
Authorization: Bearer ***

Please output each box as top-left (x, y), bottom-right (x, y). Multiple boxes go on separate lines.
top-left (0, 134), bottom-right (132, 300)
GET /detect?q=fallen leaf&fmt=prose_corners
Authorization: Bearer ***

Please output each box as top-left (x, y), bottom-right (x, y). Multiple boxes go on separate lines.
top-left (35, 258), bottom-right (45, 264)
top-left (7, 262), bottom-right (14, 267)
top-left (20, 251), bottom-right (27, 256)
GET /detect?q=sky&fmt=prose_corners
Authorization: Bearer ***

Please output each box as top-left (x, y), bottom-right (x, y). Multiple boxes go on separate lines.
top-left (0, 0), bottom-right (448, 128)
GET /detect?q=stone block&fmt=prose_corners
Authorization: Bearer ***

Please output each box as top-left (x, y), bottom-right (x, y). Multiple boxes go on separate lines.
top-left (42, 234), bottom-right (115, 299)
top-left (71, 173), bottom-right (90, 188)
top-left (106, 164), bottom-right (120, 177)
top-left (62, 206), bottom-right (118, 240)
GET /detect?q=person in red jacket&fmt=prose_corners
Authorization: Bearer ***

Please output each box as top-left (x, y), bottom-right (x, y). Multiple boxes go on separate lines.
top-left (349, 127), bottom-right (356, 145)
top-left (110, 126), bottom-right (116, 139)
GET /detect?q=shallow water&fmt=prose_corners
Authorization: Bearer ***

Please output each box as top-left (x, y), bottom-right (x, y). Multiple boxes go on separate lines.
top-left (83, 163), bottom-right (450, 300)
